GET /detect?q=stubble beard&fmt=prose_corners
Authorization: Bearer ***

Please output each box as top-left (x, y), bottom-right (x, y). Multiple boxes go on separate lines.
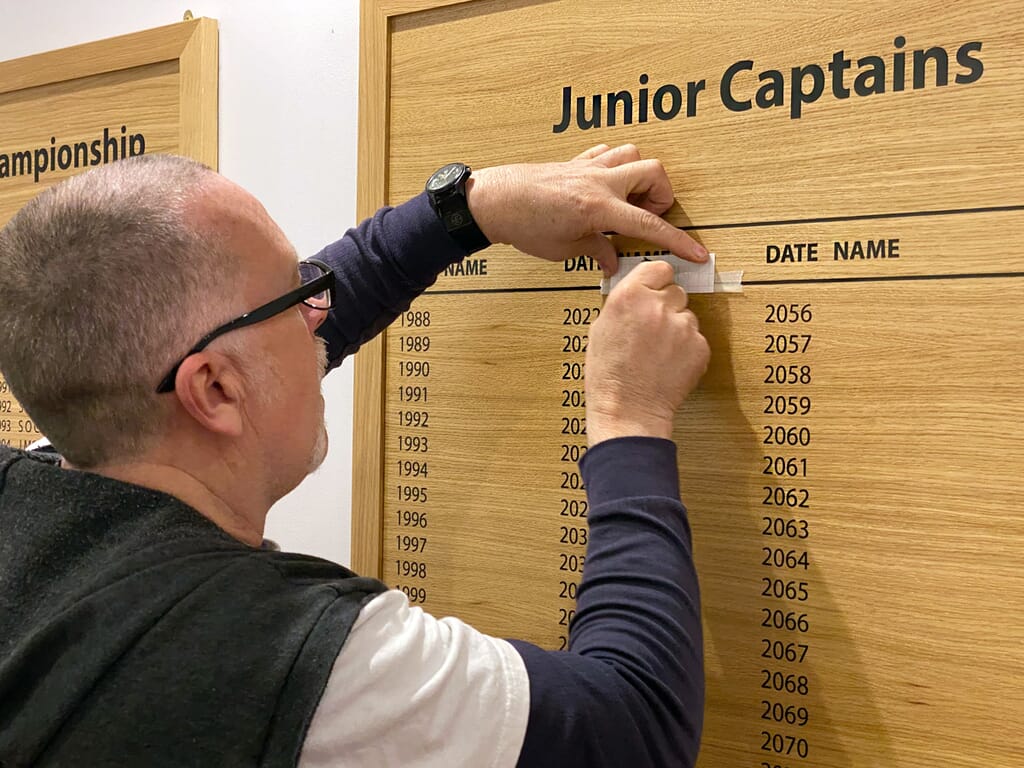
top-left (306, 336), bottom-right (330, 473)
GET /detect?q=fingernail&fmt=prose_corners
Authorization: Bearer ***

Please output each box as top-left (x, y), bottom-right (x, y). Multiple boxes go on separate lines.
top-left (695, 245), bottom-right (709, 261)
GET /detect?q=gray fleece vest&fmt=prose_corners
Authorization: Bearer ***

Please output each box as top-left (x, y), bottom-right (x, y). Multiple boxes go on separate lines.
top-left (0, 446), bottom-right (386, 767)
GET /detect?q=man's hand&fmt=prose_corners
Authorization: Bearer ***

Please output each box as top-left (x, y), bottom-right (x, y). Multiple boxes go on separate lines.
top-left (584, 260), bottom-right (710, 446)
top-left (467, 144), bottom-right (708, 275)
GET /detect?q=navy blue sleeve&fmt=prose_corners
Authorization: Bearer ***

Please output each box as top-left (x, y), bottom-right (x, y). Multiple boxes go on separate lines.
top-left (509, 437), bottom-right (704, 768)
top-left (310, 193), bottom-right (468, 371)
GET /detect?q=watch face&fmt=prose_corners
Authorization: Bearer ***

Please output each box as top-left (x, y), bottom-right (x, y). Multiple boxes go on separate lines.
top-left (427, 163), bottom-right (465, 192)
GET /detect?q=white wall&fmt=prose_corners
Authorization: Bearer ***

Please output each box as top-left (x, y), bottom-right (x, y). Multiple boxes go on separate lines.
top-left (0, 0), bottom-right (363, 565)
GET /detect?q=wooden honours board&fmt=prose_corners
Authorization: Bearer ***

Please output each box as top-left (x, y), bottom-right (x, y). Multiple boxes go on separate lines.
top-left (354, 1), bottom-right (1023, 765)
top-left (0, 18), bottom-right (217, 449)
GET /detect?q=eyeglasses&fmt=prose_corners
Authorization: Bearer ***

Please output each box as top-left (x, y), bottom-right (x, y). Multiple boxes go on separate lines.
top-left (156, 258), bottom-right (335, 393)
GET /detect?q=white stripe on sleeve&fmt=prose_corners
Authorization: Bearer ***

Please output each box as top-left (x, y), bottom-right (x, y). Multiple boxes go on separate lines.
top-left (299, 589), bottom-right (530, 768)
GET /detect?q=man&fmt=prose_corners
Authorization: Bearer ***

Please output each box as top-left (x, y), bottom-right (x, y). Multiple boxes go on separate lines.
top-left (0, 144), bottom-right (710, 767)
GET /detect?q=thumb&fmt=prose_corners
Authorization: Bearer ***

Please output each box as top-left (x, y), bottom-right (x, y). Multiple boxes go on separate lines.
top-left (577, 233), bottom-right (618, 277)
top-left (624, 259), bottom-right (676, 290)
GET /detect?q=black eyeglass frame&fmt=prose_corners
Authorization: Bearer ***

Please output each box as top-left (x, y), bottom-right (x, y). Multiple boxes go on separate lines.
top-left (156, 258), bottom-right (335, 393)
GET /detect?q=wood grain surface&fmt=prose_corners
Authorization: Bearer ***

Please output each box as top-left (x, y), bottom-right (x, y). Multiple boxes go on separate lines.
top-left (357, 1), bottom-right (1024, 763)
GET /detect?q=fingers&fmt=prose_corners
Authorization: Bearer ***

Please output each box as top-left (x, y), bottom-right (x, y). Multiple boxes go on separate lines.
top-left (622, 259), bottom-right (675, 290)
top-left (575, 143), bottom-right (643, 166)
top-left (664, 283), bottom-right (690, 313)
top-left (577, 233), bottom-right (619, 276)
top-left (611, 158), bottom-right (676, 213)
top-left (566, 146), bottom-right (707, 268)
top-left (573, 144), bottom-right (612, 161)
top-left (622, 261), bottom-right (690, 311)
top-left (603, 158), bottom-right (710, 262)
top-left (589, 143), bottom-right (642, 168)
top-left (607, 199), bottom-right (708, 263)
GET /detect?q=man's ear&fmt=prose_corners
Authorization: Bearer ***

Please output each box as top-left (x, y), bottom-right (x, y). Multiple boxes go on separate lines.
top-left (173, 351), bottom-right (246, 437)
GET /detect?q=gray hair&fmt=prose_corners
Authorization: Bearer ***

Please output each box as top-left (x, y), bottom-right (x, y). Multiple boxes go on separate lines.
top-left (0, 154), bottom-right (241, 467)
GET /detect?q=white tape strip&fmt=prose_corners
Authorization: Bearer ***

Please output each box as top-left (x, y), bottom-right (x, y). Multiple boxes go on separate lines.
top-left (600, 253), bottom-right (741, 294)
top-left (715, 270), bottom-right (745, 293)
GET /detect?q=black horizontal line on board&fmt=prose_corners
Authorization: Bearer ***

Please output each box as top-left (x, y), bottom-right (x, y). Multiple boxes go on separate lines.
top-left (426, 207), bottom-right (1024, 296)
top-left (676, 203), bottom-right (1024, 232)
top-left (424, 272), bottom-right (1024, 295)
top-left (744, 271), bottom-right (1024, 286)
top-left (426, 285), bottom-right (599, 295)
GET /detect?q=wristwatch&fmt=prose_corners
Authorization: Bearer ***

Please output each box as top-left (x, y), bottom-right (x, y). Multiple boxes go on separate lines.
top-left (425, 162), bottom-right (491, 253)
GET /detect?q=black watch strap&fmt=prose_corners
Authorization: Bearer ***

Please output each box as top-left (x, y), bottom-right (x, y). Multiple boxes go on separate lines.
top-left (425, 163), bottom-right (491, 254)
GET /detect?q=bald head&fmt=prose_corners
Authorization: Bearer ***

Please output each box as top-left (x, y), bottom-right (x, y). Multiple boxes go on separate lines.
top-left (188, 173), bottom-right (299, 277)
top-left (0, 155), bottom-right (252, 467)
